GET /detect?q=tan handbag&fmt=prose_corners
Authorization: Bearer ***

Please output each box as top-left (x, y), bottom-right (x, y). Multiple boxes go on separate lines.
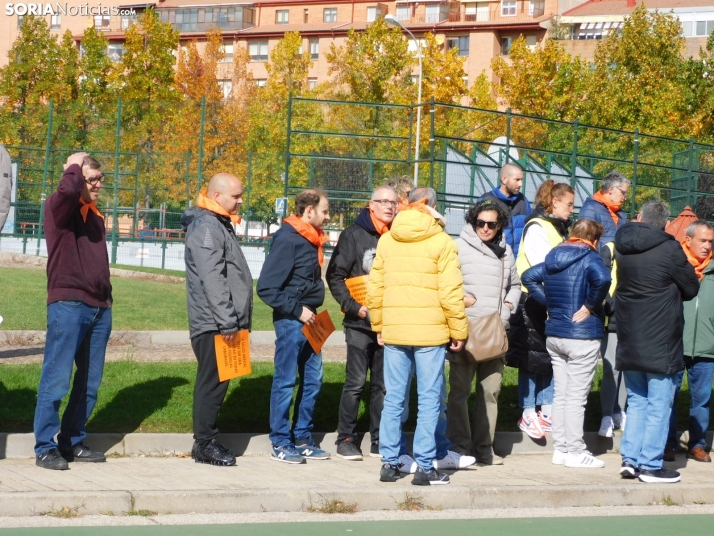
top-left (464, 257), bottom-right (509, 363)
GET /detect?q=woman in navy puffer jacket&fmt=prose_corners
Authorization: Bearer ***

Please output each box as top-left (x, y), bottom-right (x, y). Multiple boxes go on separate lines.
top-left (522, 219), bottom-right (611, 469)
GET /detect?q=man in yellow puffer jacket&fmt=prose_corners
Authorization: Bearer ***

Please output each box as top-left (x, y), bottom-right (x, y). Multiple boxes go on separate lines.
top-left (367, 187), bottom-right (468, 486)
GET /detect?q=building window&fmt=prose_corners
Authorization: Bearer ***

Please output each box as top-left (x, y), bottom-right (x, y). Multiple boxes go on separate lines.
top-left (525, 35), bottom-right (537, 50)
top-left (254, 78), bottom-right (267, 87)
top-left (682, 21), bottom-right (693, 37)
top-left (501, 36), bottom-right (512, 55)
top-left (50, 14), bottom-right (61, 29)
top-left (94, 15), bottom-right (111, 29)
top-left (304, 8), bottom-right (309, 22)
top-left (528, 0), bottom-right (544, 16)
top-left (222, 43), bottom-right (234, 62)
top-left (425, 4), bottom-right (440, 23)
top-left (501, 1), bottom-right (516, 16)
top-left (367, 6), bottom-right (382, 22)
top-left (308, 77), bottom-right (317, 90)
top-left (464, 3), bottom-right (489, 21)
top-left (218, 80), bottom-right (232, 99)
top-left (462, 75), bottom-right (469, 85)
top-left (396, 5), bottom-right (410, 21)
top-left (696, 20), bottom-right (714, 36)
top-left (309, 39), bottom-right (319, 60)
top-left (407, 38), bottom-right (426, 54)
top-left (276, 10), bottom-right (289, 24)
top-left (17, 15), bottom-right (23, 28)
top-left (121, 14), bottom-right (137, 29)
top-left (447, 36), bottom-right (469, 56)
top-left (249, 41), bottom-right (268, 61)
top-left (323, 8), bottom-right (337, 23)
top-left (411, 74), bottom-right (418, 84)
top-left (107, 43), bottom-right (124, 62)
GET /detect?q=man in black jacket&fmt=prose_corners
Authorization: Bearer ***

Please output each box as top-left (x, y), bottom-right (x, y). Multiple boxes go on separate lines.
top-left (326, 186), bottom-right (398, 460)
top-left (257, 190), bottom-right (331, 465)
top-left (615, 200), bottom-right (699, 484)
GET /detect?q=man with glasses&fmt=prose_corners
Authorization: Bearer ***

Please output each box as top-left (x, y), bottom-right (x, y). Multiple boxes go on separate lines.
top-left (327, 186), bottom-right (398, 460)
top-left (578, 172), bottom-right (630, 248)
top-left (34, 152), bottom-right (112, 470)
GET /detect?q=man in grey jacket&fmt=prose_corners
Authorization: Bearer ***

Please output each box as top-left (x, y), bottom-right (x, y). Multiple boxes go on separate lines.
top-left (181, 173), bottom-right (253, 466)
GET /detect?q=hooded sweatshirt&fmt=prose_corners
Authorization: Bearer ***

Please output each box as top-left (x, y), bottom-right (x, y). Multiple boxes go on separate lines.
top-left (614, 222), bottom-right (699, 374)
top-left (481, 187), bottom-right (531, 257)
top-left (366, 207), bottom-right (468, 346)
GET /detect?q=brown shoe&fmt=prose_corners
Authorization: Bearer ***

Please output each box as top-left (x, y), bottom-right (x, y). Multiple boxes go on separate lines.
top-left (664, 445), bottom-right (676, 462)
top-left (687, 446), bottom-right (712, 463)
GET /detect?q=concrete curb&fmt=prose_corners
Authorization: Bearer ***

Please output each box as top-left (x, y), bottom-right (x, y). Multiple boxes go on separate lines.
top-left (0, 330), bottom-right (347, 347)
top-left (0, 491), bottom-right (132, 517)
top-left (0, 432), bottom-right (623, 459)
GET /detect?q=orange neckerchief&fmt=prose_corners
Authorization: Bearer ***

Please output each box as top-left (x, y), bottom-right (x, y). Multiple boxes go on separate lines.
top-left (592, 191), bottom-right (622, 226)
top-left (79, 199), bottom-right (104, 223)
top-left (283, 214), bottom-right (330, 267)
top-left (566, 237), bottom-right (597, 250)
top-left (682, 239), bottom-right (712, 281)
top-left (368, 206), bottom-right (390, 235)
top-left (402, 198), bottom-right (431, 216)
top-left (196, 189), bottom-right (242, 225)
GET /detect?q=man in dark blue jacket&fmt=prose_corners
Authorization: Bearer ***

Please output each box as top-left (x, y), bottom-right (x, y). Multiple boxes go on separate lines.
top-left (578, 172), bottom-right (630, 248)
top-left (522, 218), bottom-right (610, 469)
top-left (257, 189), bottom-right (331, 465)
top-left (480, 163), bottom-right (530, 257)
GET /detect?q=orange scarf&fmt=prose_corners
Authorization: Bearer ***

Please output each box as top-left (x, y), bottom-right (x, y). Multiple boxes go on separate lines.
top-left (682, 240), bottom-right (712, 281)
top-left (397, 199), bottom-right (410, 212)
top-left (566, 237), bottom-right (597, 250)
top-left (368, 206), bottom-right (390, 235)
top-left (283, 214), bottom-right (330, 267)
top-left (402, 198), bottom-right (431, 216)
top-left (592, 191), bottom-right (622, 226)
top-left (196, 189), bottom-right (242, 225)
top-left (79, 199), bottom-right (104, 223)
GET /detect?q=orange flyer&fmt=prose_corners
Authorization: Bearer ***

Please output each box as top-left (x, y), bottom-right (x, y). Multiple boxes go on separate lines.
top-left (214, 330), bottom-right (251, 382)
top-left (345, 275), bottom-right (369, 305)
top-left (301, 310), bottom-right (336, 354)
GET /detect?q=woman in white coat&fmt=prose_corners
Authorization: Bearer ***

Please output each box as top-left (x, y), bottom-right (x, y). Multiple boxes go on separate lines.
top-left (446, 199), bottom-right (521, 465)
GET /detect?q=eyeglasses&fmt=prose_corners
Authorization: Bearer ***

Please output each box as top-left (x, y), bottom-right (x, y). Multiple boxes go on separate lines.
top-left (85, 174), bottom-right (104, 186)
top-left (475, 220), bottom-right (499, 230)
top-left (371, 199), bottom-right (398, 208)
top-left (617, 187), bottom-right (629, 197)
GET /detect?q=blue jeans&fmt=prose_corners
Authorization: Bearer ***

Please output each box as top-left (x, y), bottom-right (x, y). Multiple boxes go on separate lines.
top-left (269, 318), bottom-right (323, 447)
top-left (34, 301), bottom-right (112, 456)
top-left (380, 344), bottom-right (449, 471)
top-left (667, 357), bottom-right (714, 450)
top-left (518, 369), bottom-right (554, 409)
top-left (620, 370), bottom-right (677, 471)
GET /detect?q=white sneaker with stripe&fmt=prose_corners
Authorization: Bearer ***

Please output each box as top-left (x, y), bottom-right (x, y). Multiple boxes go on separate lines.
top-left (564, 451), bottom-right (605, 468)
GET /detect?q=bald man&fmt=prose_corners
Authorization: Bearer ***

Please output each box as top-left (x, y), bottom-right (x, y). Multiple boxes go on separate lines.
top-left (181, 173), bottom-right (253, 466)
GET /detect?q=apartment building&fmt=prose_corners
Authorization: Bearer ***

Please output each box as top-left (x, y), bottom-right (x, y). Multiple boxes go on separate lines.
top-left (0, 0), bottom-right (558, 88)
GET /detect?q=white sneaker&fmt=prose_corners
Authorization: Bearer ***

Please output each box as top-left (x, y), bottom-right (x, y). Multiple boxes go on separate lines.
top-left (552, 450), bottom-right (568, 465)
top-left (433, 450), bottom-right (476, 470)
top-left (598, 416), bottom-right (614, 438)
top-left (564, 451), bottom-right (605, 468)
top-left (398, 454), bottom-right (417, 474)
top-left (614, 412), bottom-right (626, 432)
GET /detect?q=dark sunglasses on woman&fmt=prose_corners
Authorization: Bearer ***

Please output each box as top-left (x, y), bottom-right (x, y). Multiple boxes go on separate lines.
top-left (475, 219), bottom-right (499, 230)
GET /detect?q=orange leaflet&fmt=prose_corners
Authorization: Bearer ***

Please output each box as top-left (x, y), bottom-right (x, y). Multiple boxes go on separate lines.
top-left (214, 330), bottom-right (251, 382)
top-left (345, 275), bottom-right (369, 305)
top-left (301, 310), bottom-right (336, 354)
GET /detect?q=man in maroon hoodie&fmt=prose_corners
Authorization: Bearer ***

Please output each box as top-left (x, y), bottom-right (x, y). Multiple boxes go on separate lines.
top-left (33, 152), bottom-right (113, 470)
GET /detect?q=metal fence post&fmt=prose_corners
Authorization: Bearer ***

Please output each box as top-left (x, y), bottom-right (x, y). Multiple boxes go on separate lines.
top-left (111, 98), bottom-right (122, 265)
top-left (688, 138), bottom-right (695, 208)
top-left (631, 128), bottom-right (639, 219)
top-left (429, 97), bottom-right (435, 189)
top-left (196, 96), bottom-right (207, 195)
top-left (571, 119), bottom-right (579, 187)
top-left (36, 101), bottom-right (54, 256)
top-left (407, 103), bottom-right (414, 175)
top-left (245, 150), bottom-right (253, 239)
top-left (505, 108), bottom-right (512, 166)
top-left (283, 92), bottom-right (293, 217)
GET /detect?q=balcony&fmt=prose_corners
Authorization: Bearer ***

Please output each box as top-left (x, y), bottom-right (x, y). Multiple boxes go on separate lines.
top-left (158, 6), bottom-right (257, 33)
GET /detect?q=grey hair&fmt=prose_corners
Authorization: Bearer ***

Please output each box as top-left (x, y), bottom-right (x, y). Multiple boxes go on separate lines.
top-left (686, 220), bottom-right (714, 238)
top-left (639, 200), bottom-right (670, 230)
top-left (408, 187), bottom-right (437, 208)
top-left (371, 185), bottom-right (397, 200)
top-left (601, 172), bottom-right (630, 193)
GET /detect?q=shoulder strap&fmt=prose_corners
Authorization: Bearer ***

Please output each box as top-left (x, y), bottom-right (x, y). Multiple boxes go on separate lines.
top-left (497, 256), bottom-right (505, 315)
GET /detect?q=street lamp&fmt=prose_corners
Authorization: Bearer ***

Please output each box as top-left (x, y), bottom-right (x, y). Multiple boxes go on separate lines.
top-left (384, 14), bottom-right (423, 187)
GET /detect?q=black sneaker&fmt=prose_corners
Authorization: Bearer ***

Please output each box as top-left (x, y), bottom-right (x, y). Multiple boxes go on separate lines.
top-left (369, 444), bottom-right (381, 458)
top-left (380, 463), bottom-right (401, 482)
top-left (336, 438), bottom-right (363, 461)
top-left (36, 448), bottom-right (69, 470)
top-left (412, 466), bottom-right (450, 486)
top-left (60, 443), bottom-right (106, 463)
top-left (192, 439), bottom-right (236, 466)
top-left (620, 461), bottom-right (639, 479)
top-left (638, 468), bottom-right (681, 483)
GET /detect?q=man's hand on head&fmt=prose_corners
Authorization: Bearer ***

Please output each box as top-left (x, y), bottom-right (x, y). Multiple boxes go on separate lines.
top-left (64, 152), bottom-right (88, 171)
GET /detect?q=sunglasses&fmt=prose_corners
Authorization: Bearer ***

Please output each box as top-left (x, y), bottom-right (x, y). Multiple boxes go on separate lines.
top-left (475, 220), bottom-right (499, 230)
top-left (85, 174), bottom-right (104, 186)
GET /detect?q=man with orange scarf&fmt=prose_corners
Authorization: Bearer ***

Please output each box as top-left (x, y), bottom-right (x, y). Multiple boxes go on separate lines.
top-left (182, 173), bottom-right (253, 467)
top-left (326, 186), bottom-right (398, 461)
top-left (578, 172), bottom-right (630, 248)
top-left (666, 220), bottom-right (714, 463)
top-left (258, 189), bottom-right (332, 464)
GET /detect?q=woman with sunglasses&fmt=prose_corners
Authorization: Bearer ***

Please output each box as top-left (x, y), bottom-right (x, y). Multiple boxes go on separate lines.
top-left (446, 199), bottom-right (521, 465)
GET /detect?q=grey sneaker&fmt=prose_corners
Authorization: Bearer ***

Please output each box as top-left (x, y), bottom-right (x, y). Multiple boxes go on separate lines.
top-left (380, 463), bottom-right (401, 482)
top-left (412, 466), bottom-right (450, 486)
top-left (59, 443), bottom-right (106, 463)
top-left (295, 442), bottom-right (331, 460)
top-left (336, 438), bottom-right (363, 461)
top-left (36, 448), bottom-right (69, 470)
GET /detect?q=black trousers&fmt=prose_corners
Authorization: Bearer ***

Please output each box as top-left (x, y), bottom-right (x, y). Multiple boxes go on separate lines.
top-left (191, 331), bottom-right (230, 444)
top-left (337, 327), bottom-right (385, 446)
